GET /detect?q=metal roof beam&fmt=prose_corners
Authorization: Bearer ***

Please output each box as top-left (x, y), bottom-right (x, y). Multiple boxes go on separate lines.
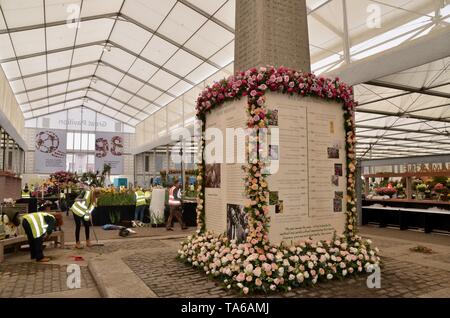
top-left (357, 134), bottom-right (450, 145)
top-left (0, 40), bottom-right (105, 64)
top-left (361, 154), bottom-right (450, 166)
top-left (356, 124), bottom-right (449, 137)
top-left (356, 108), bottom-right (450, 123)
top-left (0, 12), bottom-right (118, 34)
top-left (366, 80), bottom-right (450, 99)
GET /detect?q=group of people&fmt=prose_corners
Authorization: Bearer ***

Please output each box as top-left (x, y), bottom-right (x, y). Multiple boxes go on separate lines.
top-left (18, 180), bottom-right (188, 262)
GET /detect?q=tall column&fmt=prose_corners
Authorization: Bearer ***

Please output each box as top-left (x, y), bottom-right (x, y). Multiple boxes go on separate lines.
top-left (234, 0), bottom-right (311, 72)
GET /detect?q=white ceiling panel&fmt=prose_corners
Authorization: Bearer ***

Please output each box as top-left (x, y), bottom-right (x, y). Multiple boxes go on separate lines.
top-left (148, 70), bottom-right (179, 91)
top-left (102, 47), bottom-right (136, 71)
top-left (187, 0), bottom-right (227, 15)
top-left (9, 79), bottom-right (25, 92)
top-left (128, 95), bottom-right (148, 109)
top-left (110, 20), bottom-right (152, 53)
top-left (87, 90), bottom-right (108, 104)
top-left (209, 40), bottom-right (234, 67)
top-left (111, 87), bottom-right (133, 103)
top-left (122, 105), bottom-right (139, 117)
top-left (46, 24), bottom-right (77, 51)
top-left (23, 74), bottom-right (47, 90)
top-left (164, 50), bottom-right (202, 77)
top-left (47, 50), bottom-right (72, 69)
top-left (186, 62), bottom-right (218, 84)
top-left (119, 75), bottom-right (143, 93)
top-left (140, 35), bottom-right (178, 66)
top-left (18, 55), bottom-right (46, 75)
top-left (128, 58), bottom-right (158, 81)
top-left (27, 88), bottom-right (47, 101)
top-left (69, 63), bottom-right (96, 80)
top-left (76, 18), bottom-right (114, 45)
top-left (144, 104), bottom-right (159, 114)
top-left (95, 64), bottom-right (123, 84)
top-left (80, 0), bottom-right (123, 17)
top-left (154, 93), bottom-right (174, 106)
top-left (72, 45), bottom-right (103, 65)
top-left (91, 79), bottom-right (115, 95)
top-left (121, 0), bottom-right (177, 30)
top-left (213, 0), bottom-right (235, 29)
top-left (1, 61), bottom-right (21, 78)
top-left (0, 34), bottom-right (15, 60)
top-left (1, 0), bottom-right (44, 28)
top-left (167, 80), bottom-right (193, 96)
top-left (137, 84), bottom-right (162, 101)
top-left (10, 28), bottom-right (46, 56)
top-left (158, 2), bottom-right (207, 45)
top-left (185, 20), bottom-right (234, 58)
top-left (45, 0), bottom-right (82, 23)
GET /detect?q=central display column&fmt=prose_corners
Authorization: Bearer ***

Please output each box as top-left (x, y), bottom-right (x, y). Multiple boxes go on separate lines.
top-left (234, 0), bottom-right (311, 72)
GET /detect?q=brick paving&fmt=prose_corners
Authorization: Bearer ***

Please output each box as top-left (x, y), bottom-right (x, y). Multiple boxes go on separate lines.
top-left (0, 263), bottom-right (96, 297)
top-left (124, 251), bottom-right (450, 298)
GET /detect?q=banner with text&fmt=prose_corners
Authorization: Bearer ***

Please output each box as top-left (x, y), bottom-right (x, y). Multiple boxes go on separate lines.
top-left (34, 129), bottom-right (67, 173)
top-left (95, 132), bottom-right (124, 175)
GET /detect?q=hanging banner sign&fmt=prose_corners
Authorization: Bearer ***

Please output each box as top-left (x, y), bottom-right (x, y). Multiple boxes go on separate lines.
top-left (34, 129), bottom-right (67, 173)
top-left (95, 132), bottom-right (124, 175)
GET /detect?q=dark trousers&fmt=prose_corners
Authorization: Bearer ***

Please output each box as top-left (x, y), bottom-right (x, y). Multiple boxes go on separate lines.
top-left (73, 212), bottom-right (90, 242)
top-left (22, 219), bottom-right (44, 261)
top-left (166, 205), bottom-right (185, 229)
top-left (135, 205), bottom-right (145, 222)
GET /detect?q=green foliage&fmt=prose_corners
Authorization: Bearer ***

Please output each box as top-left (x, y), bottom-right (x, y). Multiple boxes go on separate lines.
top-left (97, 192), bottom-right (135, 206)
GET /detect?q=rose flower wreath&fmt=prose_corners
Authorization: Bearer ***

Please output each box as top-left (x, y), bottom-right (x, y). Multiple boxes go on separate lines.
top-left (177, 66), bottom-right (380, 295)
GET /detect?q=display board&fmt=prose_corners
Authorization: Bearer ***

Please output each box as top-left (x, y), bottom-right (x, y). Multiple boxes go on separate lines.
top-left (95, 132), bottom-right (124, 174)
top-left (34, 129), bottom-right (66, 173)
top-left (204, 94), bottom-right (346, 244)
top-left (204, 100), bottom-right (248, 240)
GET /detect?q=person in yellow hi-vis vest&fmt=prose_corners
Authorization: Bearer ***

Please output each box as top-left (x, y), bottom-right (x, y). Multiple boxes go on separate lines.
top-left (134, 187), bottom-right (146, 222)
top-left (21, 212), bottom-right (56, 262)
top-left (21, 184), bottom-right (31, 198)
top-left (71, 187), bottom-right (95, 249)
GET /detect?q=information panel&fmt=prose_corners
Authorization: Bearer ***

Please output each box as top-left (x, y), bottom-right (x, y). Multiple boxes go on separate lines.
top-left (34, 129), bottom-right (66, 173)
top-left (204, 94), bottom-right (346, 244)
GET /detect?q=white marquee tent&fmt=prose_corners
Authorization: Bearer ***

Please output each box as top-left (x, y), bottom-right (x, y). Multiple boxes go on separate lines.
top-left (0, 0), bottom-right (449, 159)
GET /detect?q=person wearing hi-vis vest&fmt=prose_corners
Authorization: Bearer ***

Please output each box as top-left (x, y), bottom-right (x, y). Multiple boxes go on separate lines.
top-left (21, 184), bottom-right (31, 198)
top-left (22, 212), bottom-right (56, 262)
top-left (166, 179), bottom-right (187, 231)
top-left (71, 187), bottom-right (95, 249)
top-left (134, 187), bottom-right (146, 222)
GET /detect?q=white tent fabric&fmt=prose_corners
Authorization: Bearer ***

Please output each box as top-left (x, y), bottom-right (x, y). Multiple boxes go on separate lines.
top-left (0, 0), bottom-right (449, 159)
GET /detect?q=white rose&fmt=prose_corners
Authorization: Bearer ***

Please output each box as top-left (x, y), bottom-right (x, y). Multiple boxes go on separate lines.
top-left (327, 273), bottom-right (333, 280)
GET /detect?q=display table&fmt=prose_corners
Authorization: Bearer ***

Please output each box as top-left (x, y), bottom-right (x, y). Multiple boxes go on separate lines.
top-left (182, 200), bottom-right (197, 227)
top-left (362, 199), bottom-right (450, 233)
top-left (91, 205), bottom-right (135, 226)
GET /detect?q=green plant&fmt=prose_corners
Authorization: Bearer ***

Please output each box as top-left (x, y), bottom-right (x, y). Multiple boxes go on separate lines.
top-left (97, 192), bottom-right (134, 206)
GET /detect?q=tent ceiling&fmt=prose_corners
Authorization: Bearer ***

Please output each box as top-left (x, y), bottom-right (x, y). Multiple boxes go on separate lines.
top-left (0, 0), bottom-right (449, 160)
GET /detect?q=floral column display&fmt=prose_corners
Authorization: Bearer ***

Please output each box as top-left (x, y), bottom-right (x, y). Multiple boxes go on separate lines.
top-left (179, 66), bottom-right (380, 295)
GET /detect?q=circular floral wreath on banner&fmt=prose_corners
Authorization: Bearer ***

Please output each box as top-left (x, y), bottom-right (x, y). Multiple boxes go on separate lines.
top-left (178, 66), bottom-right (380, 295)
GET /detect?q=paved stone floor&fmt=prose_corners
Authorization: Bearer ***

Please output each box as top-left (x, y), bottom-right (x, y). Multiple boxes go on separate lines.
top-left (1, 225), bottom-right (450, 298)
top-left (124, 251), bottom-right (450, 298)
top-left (0, 262), bottom-right (96, 298)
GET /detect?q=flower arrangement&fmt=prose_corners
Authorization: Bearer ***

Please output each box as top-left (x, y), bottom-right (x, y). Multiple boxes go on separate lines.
top-left (433, 183), bottom-right (445, 193)
top-left (416, 183), bottom-right (428, 192)
top-left (49, 171), bottom-right (78, 186)
top-left (178, 232), bottom-right (379, 294)
top-left (177, 66), bottom-right (378, 294)
top-left (374, 187), bottom-right (397, 197)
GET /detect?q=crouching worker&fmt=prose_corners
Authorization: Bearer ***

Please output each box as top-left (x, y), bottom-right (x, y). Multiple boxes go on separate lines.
top-left (22, 212), bottom-right (56, 262)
